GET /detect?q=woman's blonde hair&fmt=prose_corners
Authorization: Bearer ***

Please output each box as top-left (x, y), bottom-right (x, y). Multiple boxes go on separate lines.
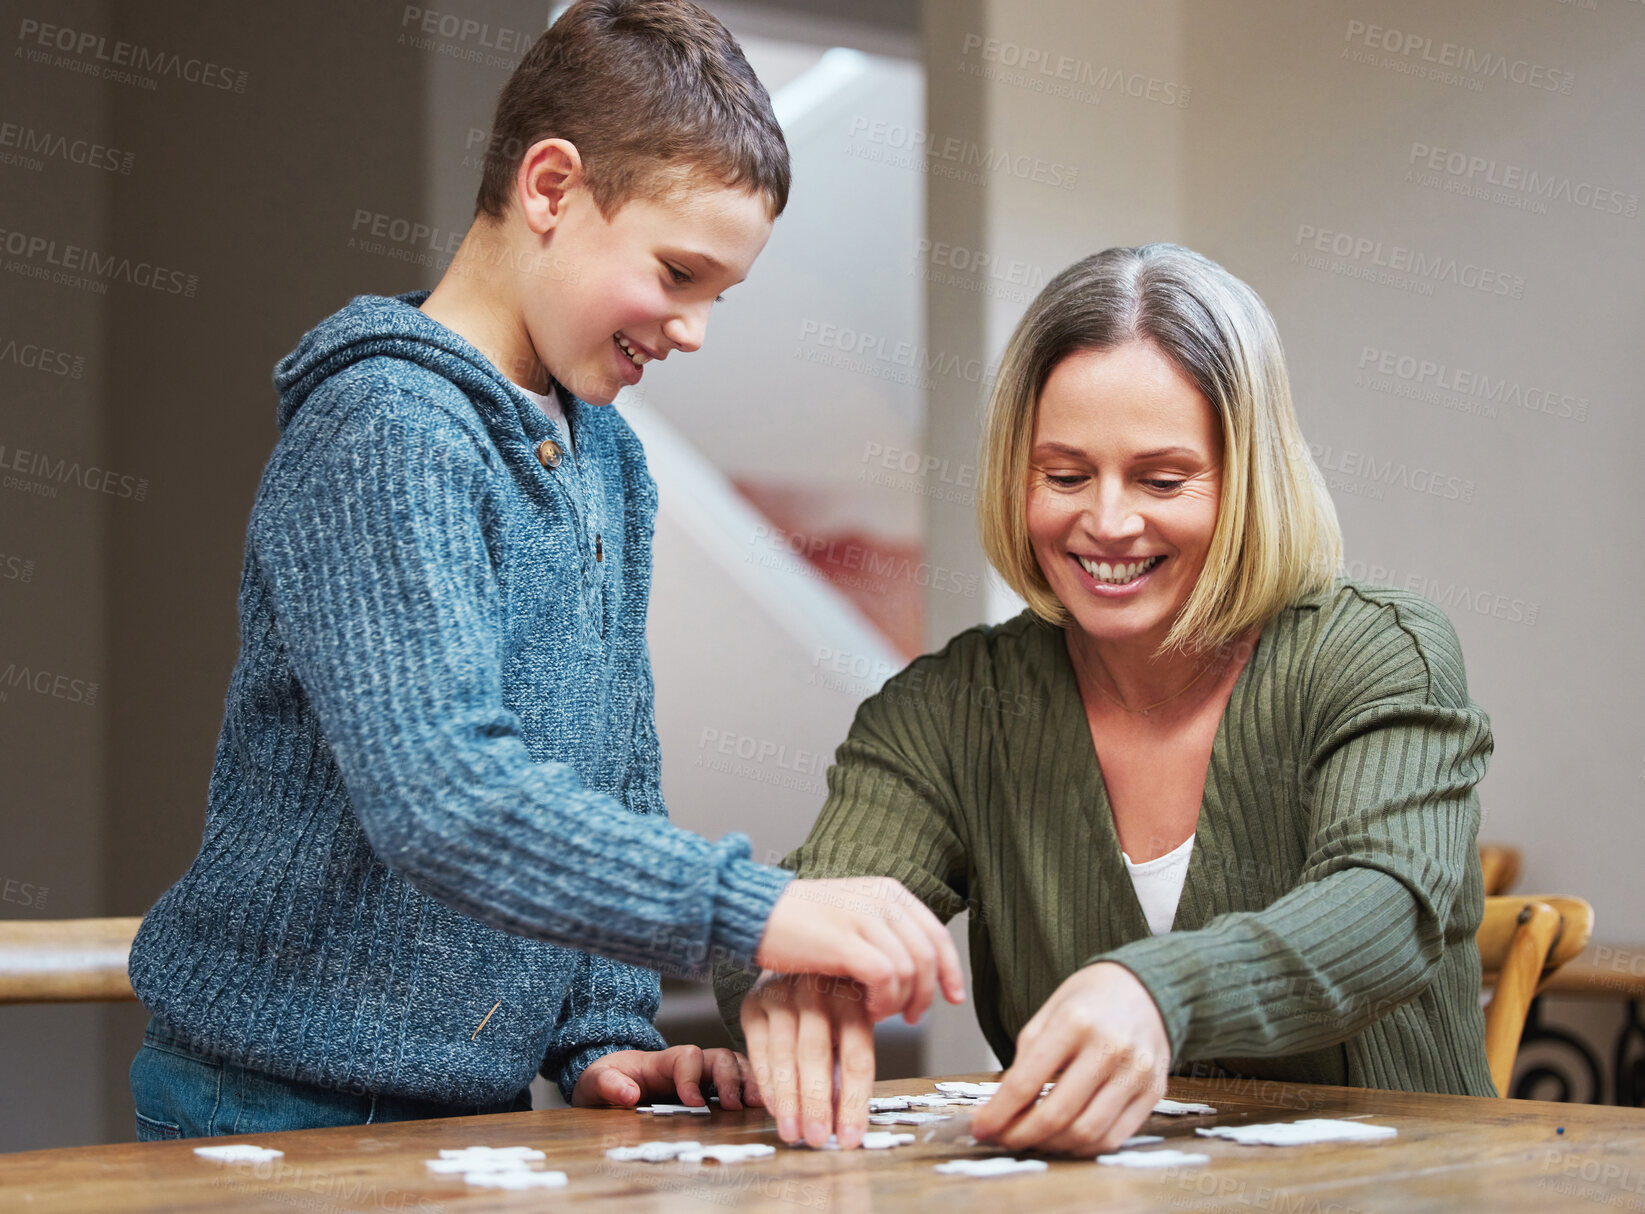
top-left (978, 243), bottom-right (1341, 655)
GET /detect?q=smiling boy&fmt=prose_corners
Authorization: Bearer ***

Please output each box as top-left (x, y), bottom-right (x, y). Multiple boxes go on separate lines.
top-left (127, 0), bottom-right (962, 1139)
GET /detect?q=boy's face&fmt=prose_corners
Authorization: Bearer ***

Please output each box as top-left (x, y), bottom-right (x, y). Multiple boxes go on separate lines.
top-left (525, 181), bottom-right (774, 405)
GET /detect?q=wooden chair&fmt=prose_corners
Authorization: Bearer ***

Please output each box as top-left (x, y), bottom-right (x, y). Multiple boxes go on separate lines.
top-left (1478, 844), bottom-right (1521, 896)
top-left (1477, 895), bottom-right (1594, 1096)
top-left (0, 917), bottom-right (143, 1004)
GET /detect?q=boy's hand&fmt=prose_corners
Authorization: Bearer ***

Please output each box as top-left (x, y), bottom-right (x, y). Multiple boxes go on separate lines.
top-left (756, 876), bottom-right (965, 1023)
top-left (571, 1044), bottom-right (762, 1110)
top-left (740, 972), bottom-right (874, 1149)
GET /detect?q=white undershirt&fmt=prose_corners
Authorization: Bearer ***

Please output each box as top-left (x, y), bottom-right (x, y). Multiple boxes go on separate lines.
top-left (1121, 833), bottom-right (1195, 935)
top-left (519, 384), bottom-right (573, 451)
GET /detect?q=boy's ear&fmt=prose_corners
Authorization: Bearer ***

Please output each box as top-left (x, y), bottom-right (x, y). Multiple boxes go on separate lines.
top-left (515, 138), bottom-right (584, 234)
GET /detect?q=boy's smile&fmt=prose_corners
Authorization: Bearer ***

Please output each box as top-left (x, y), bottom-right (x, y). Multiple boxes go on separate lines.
top-left (420, 140), bottom-right (775, 408)
top-left (531, 179), bottom-right (773, 404)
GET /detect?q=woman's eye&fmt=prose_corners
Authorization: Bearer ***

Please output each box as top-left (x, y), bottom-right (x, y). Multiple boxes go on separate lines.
top-left (1044, 474), bottom-right (1086, 488)
top-left (1143, 478), bottom-right (1186, 492)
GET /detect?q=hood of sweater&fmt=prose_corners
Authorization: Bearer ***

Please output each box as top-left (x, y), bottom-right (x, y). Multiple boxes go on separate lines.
top-left (273, 290), bottom-right (552, 438)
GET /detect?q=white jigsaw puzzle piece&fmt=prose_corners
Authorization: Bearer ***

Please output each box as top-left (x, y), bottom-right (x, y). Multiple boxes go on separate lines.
top-left (934, 1081), bottom-right (1001, 1098)
top-left (636, 1103), bottom-right (711, 1115)
top-left (1195, 1119), bottom-right (1397, 1146)
top-left (1097, 1148), bottom-right (1210, 1168)
top-left (1119, 1135), bottom-right (1164, 1147)
top-left (869, 1110), bottom-right (952, 1125)
top-left (868, 1096), bottom-right (911, 1112)
top-left (1153, 1099), bottom-right (1219, 1116)
top-left (797, 1131), bottom-right (917, 1151)
top-left (462, 1170), bottom-right (568, 1188)
top-left (193, 1144), bottom-right (284, 1163)
top-left (678, 1143), bottom-right (777, 1164)
top-left (935, 1157), bottom-right (1049, 1177)
top-left (604, 1140), bottom-right (703, 1163)
top-left (437, 1146), bottom-right (545, 1160)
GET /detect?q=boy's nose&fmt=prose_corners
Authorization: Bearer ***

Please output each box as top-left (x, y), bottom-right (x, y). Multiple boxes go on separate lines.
top-left (663, 307), bottom-right (708, 354)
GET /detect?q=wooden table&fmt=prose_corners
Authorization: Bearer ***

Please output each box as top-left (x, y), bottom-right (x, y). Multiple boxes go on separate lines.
top-left (4, 1072), bottom-right (1644, 1212)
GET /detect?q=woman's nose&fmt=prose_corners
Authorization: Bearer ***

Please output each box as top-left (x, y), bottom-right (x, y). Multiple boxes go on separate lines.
top-left (1087, 482), bottom-right (1145, 541)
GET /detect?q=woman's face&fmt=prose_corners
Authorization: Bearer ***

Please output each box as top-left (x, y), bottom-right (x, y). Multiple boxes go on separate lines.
top-left (1025, 341), bottom-right (1224, 653)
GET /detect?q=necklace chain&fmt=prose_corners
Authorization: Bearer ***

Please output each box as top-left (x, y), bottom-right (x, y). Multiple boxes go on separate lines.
top-left (1087, 647), bottom-right (1226, 717)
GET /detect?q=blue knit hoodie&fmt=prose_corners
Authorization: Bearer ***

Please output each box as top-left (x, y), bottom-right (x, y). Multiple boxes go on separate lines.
top-left (127, 291), bottom-right (793, 1105)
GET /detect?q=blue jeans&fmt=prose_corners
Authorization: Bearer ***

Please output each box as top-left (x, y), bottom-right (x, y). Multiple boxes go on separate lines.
top-left (129, 1017), bottom-right (532, 1141)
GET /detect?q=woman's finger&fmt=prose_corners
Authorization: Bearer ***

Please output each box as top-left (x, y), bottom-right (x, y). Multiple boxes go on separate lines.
top-left (762, 991), bottom-right (802, 1142)
top-left (670, 1044), bottom-right (706, 1107)
top-left (1040, 1067), bottom-right (1147, 1156)
top-left (992, 1041), bottom-right (1112, 1150)
top-left (706, 1048), bottom-right (743, 1111)
top-left (795, 981), bottom-right (837, 1148)
top-left (833, 993), bottom-right (875, 1148)
top-left (735, 1050), bottom-right (765, 1107)
top-left (971, 1013), bottom-right (1076, 1141)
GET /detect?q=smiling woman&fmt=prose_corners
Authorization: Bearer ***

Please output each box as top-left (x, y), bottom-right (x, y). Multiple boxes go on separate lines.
top-left (717, 243), bottom-right (1497, 1155)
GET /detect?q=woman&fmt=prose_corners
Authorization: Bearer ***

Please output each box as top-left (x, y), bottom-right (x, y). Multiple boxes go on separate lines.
top-left (717, 243), bottom-right (1494, 1154)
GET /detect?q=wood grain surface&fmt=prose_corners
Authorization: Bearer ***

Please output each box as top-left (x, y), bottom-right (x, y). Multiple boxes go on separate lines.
top-left (2, 1072), bottom-right (1640, 1212)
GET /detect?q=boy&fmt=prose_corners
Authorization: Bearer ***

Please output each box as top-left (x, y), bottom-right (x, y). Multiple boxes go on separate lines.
top-left (128, 0), bottom-right (960, 1141)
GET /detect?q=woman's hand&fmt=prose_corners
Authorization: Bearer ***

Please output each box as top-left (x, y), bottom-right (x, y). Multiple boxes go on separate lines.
top-left (756, 876), bottom-right (965, 1023)
top-left (971, 962), bottom-right (1170, 1155)
top-left (571, 1044), bottom-right (762, 1110)
top-left (740, 972), bottom-right (875, 1149)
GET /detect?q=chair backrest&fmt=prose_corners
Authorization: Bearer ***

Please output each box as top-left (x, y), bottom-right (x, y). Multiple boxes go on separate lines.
top-left (1478, 844), bottom-right (1521, 896)
top-left (1476, 895), bottom-right (1594, 1096)
top-left (0, 917), bottom-right (143, 1004)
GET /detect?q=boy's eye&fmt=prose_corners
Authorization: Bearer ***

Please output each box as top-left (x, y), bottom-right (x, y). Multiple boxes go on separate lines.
top-left (666, 265), bottom-right (690, 285)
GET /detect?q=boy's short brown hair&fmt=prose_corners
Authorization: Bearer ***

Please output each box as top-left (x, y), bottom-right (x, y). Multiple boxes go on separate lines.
top-left (475, 0), bottom-right (790, 221)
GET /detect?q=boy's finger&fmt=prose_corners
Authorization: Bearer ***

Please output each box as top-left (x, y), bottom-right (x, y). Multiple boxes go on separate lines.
top-left (859, 924), bottom-right (915, 1021)
top-left (925, 911), bottom-right (967, 1004)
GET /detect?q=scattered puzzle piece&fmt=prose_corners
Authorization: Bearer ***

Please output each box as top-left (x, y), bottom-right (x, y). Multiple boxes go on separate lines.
top-left (796, 1131), bottom-right (917, 1151)
top-left (1120, 1135), bottom-right (1164, 1147)
top-left (1097, 1148), bottom-right (1210, 1168)
top-left (679, 1144), bottom-right (777, 1165)
top-left (1153, 1099), bottom-right (1218, 1116)
top-left (934, 1081), bottom-right (1001, 1098)
top-left (868, 1096), bottom-right (910, 1112)
top-left (870, 1111), bottom-right (952, 1126)
top-left (604, 1141), bottom-right (703, 1163)
top-left (193, 1144), bottom-right (284, 1163)
top-left (1195, 1119), bottom-right (1396, 1146)
top-left (935, 1157), bottom-right (1049, 1177)
top-left (437, 1146), bottom-right (546, 1161)
top-left (462, 1170), bottom-right (568, 1189)
top-left (636, 1103), bottom-right (711, 1115)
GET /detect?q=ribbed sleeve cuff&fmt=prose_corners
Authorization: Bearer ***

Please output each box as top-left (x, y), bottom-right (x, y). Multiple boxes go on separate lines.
top-left (709, 838), bottom-right (794, 974)
top-left (554, 1036), bottom-right (659, 1106)
top-left (1090, 937), bottom-right (1204, 1062)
